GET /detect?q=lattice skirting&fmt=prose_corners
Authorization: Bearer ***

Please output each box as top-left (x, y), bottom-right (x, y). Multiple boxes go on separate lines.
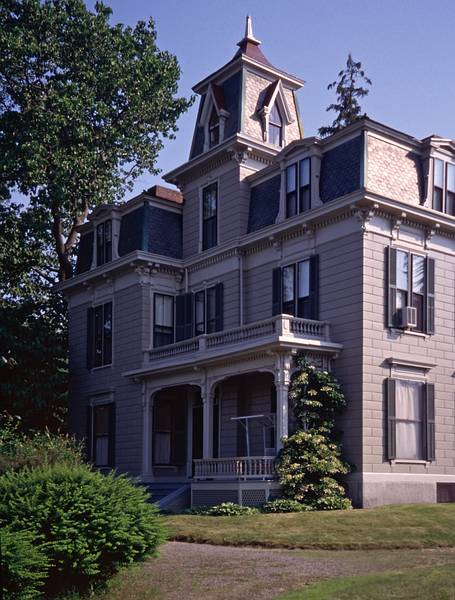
top-left (191, 481), bottom-right (281, 507)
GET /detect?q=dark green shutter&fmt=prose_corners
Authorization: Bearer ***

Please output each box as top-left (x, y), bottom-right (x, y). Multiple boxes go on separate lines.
top-left (425, 383), bottom-right (435, 461)
top-left (108, 403), bottom-right (116, 467)
top-left (387, 247), bottom-right (397, 327)
top-left (86, 405), bottom-right (93, 461)
top-left (387, 378), bottom-right (397, 460)
top-left (309, 254), bottom-right (319, 320)
top-left (272, 267), bottom-right (282, 315)
top-left (426, 257), bottom-right (435, 334)
top-left (214, 283), bottom-right (224, 332)
top-left (176, 293), bottom-right (193, 341)
top-left (86, 307), bottom-right (94, 369)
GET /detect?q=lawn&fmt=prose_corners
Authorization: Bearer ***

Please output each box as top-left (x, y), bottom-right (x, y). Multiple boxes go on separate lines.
top-left (165, 503), bottom-right (455, 550)
top-left (276, 564), bottom-right (455, 600)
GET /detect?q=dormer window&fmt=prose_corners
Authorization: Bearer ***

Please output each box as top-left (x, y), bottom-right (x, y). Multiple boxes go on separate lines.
top-left (432, 159), bottom-right (455, 216)
top-left (209, 107), bottom-right (220, 147)
top-left (96, 220), bottom-right (112, 266)
top-left (268, 103), bottom-right (282, 146)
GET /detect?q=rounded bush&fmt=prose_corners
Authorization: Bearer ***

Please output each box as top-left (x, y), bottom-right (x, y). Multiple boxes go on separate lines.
top-left (0, 527), bottom-right (49, 600)
top-left (0, 464), bottom-right (165, 596)
top-left (262, 499), bottom-right (311, 513)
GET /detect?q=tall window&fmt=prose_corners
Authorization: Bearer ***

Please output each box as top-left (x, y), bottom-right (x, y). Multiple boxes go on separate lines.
top-left (96, 220), bottom-right (112, 266)
top-left (432, 158), bottom-right (455, 215)
top-left (286, 164), bottom-right (297, 218)
top-left (387, 379), bottom-right (435, 462)
top-left (268, 103), bottom-right (282, 146)
top-left (447, 164), bottom-right (455, 216)
top-left (93, 405), bottom-right (110, 466)
top-left (273, 256), bottom-right (318, 320)
top-left (208, 107), bottom-right (220, 147)
top-left (87, 302), bottom-right (112, 368)
top-left (286, 158), bottom-right (311, 218)
top-left (193, 285), bottom-right (223, 336)
top-left (390, 249), bottom-right (432, 333)
top-left (154, 294), bottom-right (174, 347)
top-left (202, 183), bottom-right (218, 250)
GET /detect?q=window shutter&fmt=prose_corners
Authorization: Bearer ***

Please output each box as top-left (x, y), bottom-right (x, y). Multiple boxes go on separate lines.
top-left (387, 378), bottom-right (397, 460)
top-left (214, 283), bottom-right (224, 332)
top-left (309, 254), bottom-right (319, 320)
top-left (425, 383), bottom-right (435, 461)
top-left (272, 267), bottom-right (282, 315)
top-left (387, 247), bottom-right (397, 327)
top-left (176, 293), bottom-right (193, 341)
top-left (108, 403), bottom-right (116, 467)
top-left (426, 257), bottom-right (435, 334)
top-left (86, 307), bottom-right (94, 369)
top-left (86, 405), bottom-right (93, 461)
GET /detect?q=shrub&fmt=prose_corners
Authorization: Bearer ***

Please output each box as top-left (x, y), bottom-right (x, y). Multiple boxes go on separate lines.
top-left (277, 430), bottom-right (352, 510)
top-left (0, 413), bottom-right (83, 474)
top-left (0, 527), bottom-right (49, 600)
top-left (261, 498), bottom-right (311, 513)
top-left (187, 502), bottom-right (259, 516)
top-left (0, 464), bottom-right (165, 596)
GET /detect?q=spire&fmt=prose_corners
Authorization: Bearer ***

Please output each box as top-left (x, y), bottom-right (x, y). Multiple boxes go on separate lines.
top-left (234, 15), bottom-right (271, 66)
top-left (239, 15), bottom-right (261, 46)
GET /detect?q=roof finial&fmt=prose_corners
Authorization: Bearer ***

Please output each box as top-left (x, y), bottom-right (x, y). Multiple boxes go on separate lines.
top-left (239, 15), bottom-right (261, 45)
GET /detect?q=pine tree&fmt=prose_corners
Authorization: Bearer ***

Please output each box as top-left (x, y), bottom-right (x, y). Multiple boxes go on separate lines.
top-left (319, 53), bottom-right (372, 137)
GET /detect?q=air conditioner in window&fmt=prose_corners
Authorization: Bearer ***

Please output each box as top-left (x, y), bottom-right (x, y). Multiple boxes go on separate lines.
top-left (399, 306), bottom-right (417, 329)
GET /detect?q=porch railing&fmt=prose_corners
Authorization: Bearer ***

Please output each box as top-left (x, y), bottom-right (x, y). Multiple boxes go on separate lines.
top-left (193, 456), bottom-right (276, 480)
top-left (148, 315), bottom-right (330, 362)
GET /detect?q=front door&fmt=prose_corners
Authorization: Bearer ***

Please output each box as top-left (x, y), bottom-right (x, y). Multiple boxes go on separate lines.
top-left (153, 392), bottom-right (186, 467)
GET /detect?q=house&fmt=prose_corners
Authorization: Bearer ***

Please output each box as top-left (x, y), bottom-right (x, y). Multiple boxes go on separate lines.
top-left (58, 17), bottom-right (455, 509)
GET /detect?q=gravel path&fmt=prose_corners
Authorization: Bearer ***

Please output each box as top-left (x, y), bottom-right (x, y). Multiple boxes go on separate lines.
top-left (143, 542), bottom-right (455, 600)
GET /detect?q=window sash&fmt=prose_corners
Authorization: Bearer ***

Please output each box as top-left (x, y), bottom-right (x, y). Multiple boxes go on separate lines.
top-left (206, 287), bottom-right (217, 333)
top-left (96, 221), bottom-right (112, 266)
top-left (202, 184), bottom-right (218, 250)
top-left (395, 380), bottom-right (424, 460)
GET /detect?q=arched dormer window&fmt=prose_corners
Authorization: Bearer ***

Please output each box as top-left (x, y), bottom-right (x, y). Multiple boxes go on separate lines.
top-left (209, 106), bottom-right (220, 147)
top-left (268, 103), bottom-right (283, 146)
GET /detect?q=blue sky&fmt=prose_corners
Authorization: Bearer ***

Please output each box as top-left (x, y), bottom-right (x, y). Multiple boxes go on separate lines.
top-left (15, 0), bottom-right (455, 201)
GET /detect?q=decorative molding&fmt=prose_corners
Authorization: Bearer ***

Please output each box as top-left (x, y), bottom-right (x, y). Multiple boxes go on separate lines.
top-left (386, 356), bottom-right (436, 372)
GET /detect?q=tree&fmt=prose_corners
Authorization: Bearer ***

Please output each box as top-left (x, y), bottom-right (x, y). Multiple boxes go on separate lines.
top-left (0, 0), bottom-right (192, 280)
top-left (0, 201), bottom-right (68, 430)
top-left (318, 53), bottom-right (372, 137)
top-left (276, 359), bottom-right (352, 510)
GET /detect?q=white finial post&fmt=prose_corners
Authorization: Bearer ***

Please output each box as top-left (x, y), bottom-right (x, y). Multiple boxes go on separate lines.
top-left (245, 15), bottom-right (253, 39)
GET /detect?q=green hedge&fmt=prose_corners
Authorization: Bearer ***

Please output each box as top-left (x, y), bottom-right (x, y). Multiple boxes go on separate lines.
top-left (0, 527), bottom-right (49, 599)
top-left (0, 464), bottom-right (165, 596)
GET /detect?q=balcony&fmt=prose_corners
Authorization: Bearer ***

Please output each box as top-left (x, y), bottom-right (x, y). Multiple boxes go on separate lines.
top-left (193, 456), bottom-right (276, 481)
top-left (140, 314), bottom-right (342, 374)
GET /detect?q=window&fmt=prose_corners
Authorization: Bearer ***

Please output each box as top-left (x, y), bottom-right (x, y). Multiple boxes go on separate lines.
top-left (387, 248), bottom-right (434, 334)
top-left (432, 158), bottom-right (455, 215)
top-left (87, 302), bottom-right (112, 369)
top-left (447, 163), bottom-right (455, 216)
top-left (268, 103), bottom-right (282, 146)
top-left (208, 107), bottom-right (220, 148)
top-left (154, 294), bottom-right (174, 347)
top-left (272, 256), bottom-right (318, 320)
top-left (202, 183), bottom-right (218, 250)
top-left (96, 220), bottom-right (112, 266)
top-left (192, 285), bottom-right (224, 337)
top-left (286, 164), bottom-right (297, 218)
top-left (286, 158), bottom-right (311, 218)
top-left (387, 379), bottom-right (435, 462)
top-left (88, 403), bottom-right (115, 467)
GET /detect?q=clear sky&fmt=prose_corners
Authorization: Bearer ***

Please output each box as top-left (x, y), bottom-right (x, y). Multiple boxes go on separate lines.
top-left (14, 0), bottom-right (455, 201)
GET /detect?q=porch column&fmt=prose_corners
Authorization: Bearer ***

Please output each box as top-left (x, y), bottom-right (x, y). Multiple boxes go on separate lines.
top-left (275, 353), bottom-right (293, 451)
top-left (142, 387), bottom-right (154, 479)
top-left (202, 388), bottom-right (213, 459)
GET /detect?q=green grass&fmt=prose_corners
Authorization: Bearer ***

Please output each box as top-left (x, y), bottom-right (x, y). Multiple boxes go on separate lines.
top-left (275, 564), bottom-right (455, 599)
top-left (165, 504), bottom-right (455, 550)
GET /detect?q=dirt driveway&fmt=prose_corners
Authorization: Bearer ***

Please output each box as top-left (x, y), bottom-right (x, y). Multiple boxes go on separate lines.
top-left (142, 542), bottom-right (455, 600)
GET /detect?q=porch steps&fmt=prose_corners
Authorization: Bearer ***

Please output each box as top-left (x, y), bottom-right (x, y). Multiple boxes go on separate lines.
top-left (141, 482), bottom-right (190, 512)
